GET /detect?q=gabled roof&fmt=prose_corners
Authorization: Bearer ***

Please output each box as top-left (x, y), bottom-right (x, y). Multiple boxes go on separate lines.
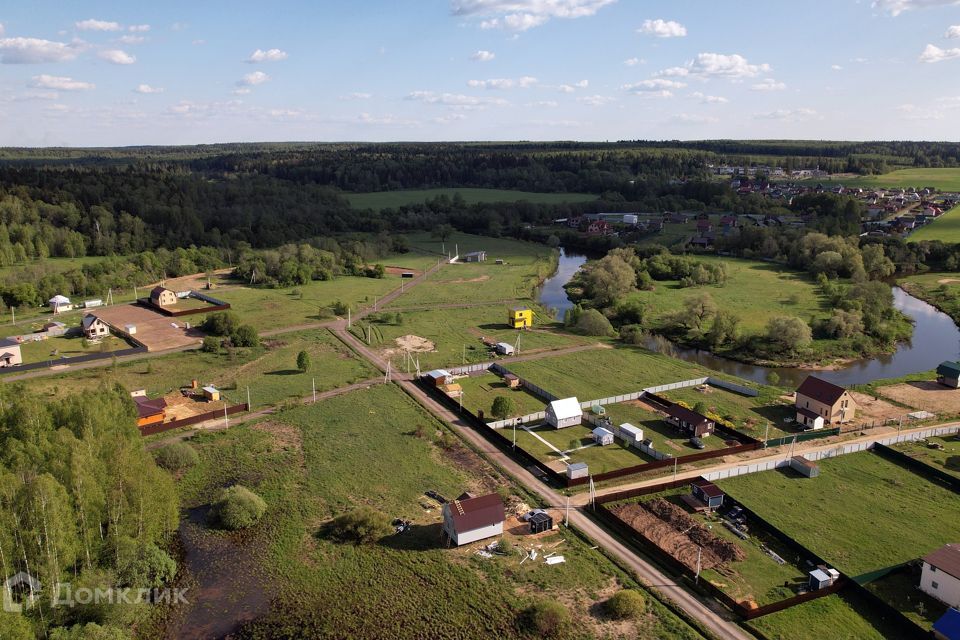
top-left (691, 479), bottom-right (724, 498)
top-left (939, 361), bottom-right (960, 378)
top-left (547, 397), bottom-right (582, 420)
top-left (934, 608), bottom-right (960, 640)
top-left (133, 395), bottom-right (166, 419)
top-left (49, 294), bottom-right (70, 304)
top-left (925, 543), bottom-right (960, 581)
top-left (150, 286), bottom-right (172, 298)
top-left (666, 403), bottom-right (711, 427)
top-left (592, 426), bottom-right (613, 438)
top-left (796, 375), bottom-right (848, 405)
top-left (0, 337), bottom-right (20, 348)
top-left (426, 369), bottom-right (451, 380)
top-left (619, 423), bottom-right (643, 437)
top-left (82, 315), bottom-right (104, 329)
top-left (446, 493), bottom-right (504, 532)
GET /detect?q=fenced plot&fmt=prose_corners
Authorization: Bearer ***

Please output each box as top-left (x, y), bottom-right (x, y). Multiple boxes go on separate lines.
top-left (94, 304), bottom-right (203, 351)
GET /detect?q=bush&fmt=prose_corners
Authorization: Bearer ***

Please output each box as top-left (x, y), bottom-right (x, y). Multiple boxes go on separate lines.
top-left (153, 442), bottom-right (199, 471)
top-left (605, 589), bottom-right (646, 619)
top-left (201, 335), bottom-right (221, 353)
top-left (201, 311), bottom-right (241, 336)
top-left (491, 395), bottom-right (517, 419)
top-left (331, 300), bottom-right (350, 316)
top-left (296, 350), bottom-right (311, 372)
top-left (520, 600), bottom-right (571, 639)
top-left (50, 623), bottom-right (132, 640)
top-left (211, 485), bottom-right (267, 530)
top-left (231, 324), bottom-right (259, 348)
top-left (325, 506), bottom-right (391, 545)
top-left (115, 537), bottom-right (177, 589)
top-left (575, 308), bottom-right (615, 337)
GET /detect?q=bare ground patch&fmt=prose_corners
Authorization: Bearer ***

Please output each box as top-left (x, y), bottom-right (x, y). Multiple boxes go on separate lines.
top-left (381, 334), bottom-right (436, 359)
top-left (850, 390), bottom-right (913, 423)
top-left (877, 381), bottom-right (960, 414)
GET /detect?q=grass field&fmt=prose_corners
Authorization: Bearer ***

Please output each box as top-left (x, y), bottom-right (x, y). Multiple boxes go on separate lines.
top-left (907, 205), bottom-right (960, 243)
top-left (658, 386), bottom-right (796, 439)
top-left (896, 271), bottom-right (960, 325)
top-left (22, 329), bottom-right (377, 408)
top-left (346, 188), bottom-right (597, 210)
top-left (746, 592), bottom-right (905, 640)
top-left (18, 333), bottom-right (132, 364)
top-left (864, 567), bottom-right (947, 629)
top-left (600, 402), bottom-right (732, 454)
top-left (512, 423), bottom-right (651, 473)
top-left (718, 452), bottom-right (960, 577)
top-left (627, 257), bottom-right (828, 334)
top-left (893, 435), bottom-right (960, 480)
top-left (455, 371), bottom-right (546, 420)
top-left (166, 383), bottom-right (702, 639)
top-left (351, 304), bottom-right (590, 371)
top-left (840, 168), bottom-right (960, 191)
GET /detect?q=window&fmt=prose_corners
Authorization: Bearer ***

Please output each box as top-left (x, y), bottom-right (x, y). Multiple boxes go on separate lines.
top-left (932, 581), bottom-right (939, 589)
top-left (931, 566), bottom-right (937, 572)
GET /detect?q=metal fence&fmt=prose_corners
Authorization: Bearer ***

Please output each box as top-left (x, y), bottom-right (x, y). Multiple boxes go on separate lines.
top-left (764, 428), bottom-right (841, 448)
top-left (706, 377), bottom-right (759, 397)
top-left (0, 345), bottom-right (148, 375)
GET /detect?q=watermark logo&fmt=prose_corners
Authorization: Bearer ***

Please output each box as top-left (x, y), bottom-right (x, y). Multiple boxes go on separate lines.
top-left (3, 572), bottom-right (188, 612)
top-left (3, 572), bottom-right (41, 613)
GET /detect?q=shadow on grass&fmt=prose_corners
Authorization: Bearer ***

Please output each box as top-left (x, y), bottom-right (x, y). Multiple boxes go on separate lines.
top-left (266, 369), bottom-right (303, 376)
top-left (378, 522), bottom-right (445, 551)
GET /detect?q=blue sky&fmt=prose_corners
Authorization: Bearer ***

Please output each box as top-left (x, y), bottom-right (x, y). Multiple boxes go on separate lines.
top-left (1, 0), bottom-right (960, 145)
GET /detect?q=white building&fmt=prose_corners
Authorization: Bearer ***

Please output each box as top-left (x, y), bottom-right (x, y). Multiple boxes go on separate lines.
top-left (618, 423), bottom-right (644, 445)
top-left (0, 338), bottom-right (23, 368)
top-left (48, 294), bottom-right (72, 314)
top-left (921, 544), bottom-right (960, 608)
top-left (567, 462), bottom-right (589, 479)
top-left (592, 426), bottom-right (614, 446)
top-left (545, 397), bottom-right (582, 429)
top-left (441, 493), bottom-right (505, 546)
top-left (82, 315), bottom-right (110, 340)
top-left (495, 342), bottom-right (514, 356)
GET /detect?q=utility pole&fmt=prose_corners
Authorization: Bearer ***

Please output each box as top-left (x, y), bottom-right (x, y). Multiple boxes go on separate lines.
top-left (458, 390), bottom-right (463, 413)
top-left (763, 423), bottom-right (770, 448)
top-left (565, 494), bottom-right (570, 527)
top-left (347, 307), bottom-right (351, 328)
top-left (462, 344), bottom-right (466, 365)
top-left (588, 476), bottom-right (596, 510)
top-left (513, 420), bottom-right (517, 449)
top-left (223, 403), bottom-right (229, 429)
top-left (673, 456), bottom-right (678, 481)
top-left (695, 547), bottom-right (703, 584)
top-left (384, 361), bottom-right (391, 383)
top-left (246, 386), bottom-right (251, 410)
top-left (10, 307), bottom-right (14, 326)
top-left (312, 378), bottom-right (317, 403)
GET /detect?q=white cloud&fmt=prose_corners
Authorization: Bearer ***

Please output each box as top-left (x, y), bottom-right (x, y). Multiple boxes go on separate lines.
top-left (751, 78), bottom-right (786, 91)
top-left (471, 49), bottom-right (495, 61)
top-left (577, 94), bottom-right (615, 106)
top-left (637, 19), bottom-right (686, 38)
top-left (467, 75), bottom-right (537, 89)
top-left (831, 64), bottom-right (843, 71)
top-left (670, 113), bottom-right (719, 124)
top-left (231, 87), bottom-right (251, 95)
top-left (873, 0), bottom-right (960, 16)
top-left (358, 112), bottom-right (419, 126)
top-left (754, 108), bottom-right (819, 122)
top-left (237, 71), bottom-right (270, 86)
top-left (452, 0), bottom-right (616, 31)
top-left (557, 84), bottom-right (576, 93)
top-left (118, 35), bottom-right (145, 44)
top-left (948, 25), bottom-right (960, 38)
top-left (920, 43), bottom-right (960, 62)
top-left (134, 84), bottom-right (163, 94)
top-left (0, 37), bottom-right (80, 64)
top-left (76, 19), bottom-right (121, 32)
top-left (340, 92), bottom-right (373, 100)
top-left (623, 57), bottom-right (643, 66)
top-left (246, 48), bottom-right (288, 63)
top-left (31, 74), bottom-right (94, 91)
top-left (128, 24), bottom-right (151, 32)
top-left (896, 103), bottom-right (945, 120)
top-left (689, 52), bottom-right (771, 78)
top-left (621, 78), bottom-right (685, 96)
top-left (690, 91), bottom-right (728, 104)
top-left (526, 100), bottom-right (558, 107)
top-left (406, 90), bottom-right (507, 108)
top-left (0, 24), bottom-right (4, 37)
top-left (98, 49), bottom-right (135, 64)
top-left (654, 66), bottom-right (689, 78)
top-left (192, 39), bottom-right (206, 45)
top-left (433, 113), bottom-right (467, 124)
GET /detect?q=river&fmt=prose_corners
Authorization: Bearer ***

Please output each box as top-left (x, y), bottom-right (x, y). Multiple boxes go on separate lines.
top-left (537, 250), bottom-right (960, 387)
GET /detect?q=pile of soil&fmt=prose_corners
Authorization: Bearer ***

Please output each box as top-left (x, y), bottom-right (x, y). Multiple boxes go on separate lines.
top-left (643, 499), bottom-right (745, 563)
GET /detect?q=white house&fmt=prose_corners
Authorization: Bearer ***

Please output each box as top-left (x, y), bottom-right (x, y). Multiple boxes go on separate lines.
top-left (48, 294), bottom-right (72, 314)
top-left (618, 423), bottom-right (644, 445)
top-left (82, 315), bottom-right (110, 340)
top-left (0, 338), bottom-right (23, 368)
top-left (921, 544), bottom-right (960, 608)
top-left (441, 493), bottom-right (505, 546)
top-left (592, 426), bottom-right (614, 446)
top-left (545, 397), bottom-right (582, 429)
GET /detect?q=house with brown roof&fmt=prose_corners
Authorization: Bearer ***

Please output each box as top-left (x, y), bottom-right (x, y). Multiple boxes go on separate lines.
top-left (82, 315), bottom-right (110, 340)
top-left (921, 543), bottom-right (960, 608)
top-left (441, 492), bottom-right (505, 546)
top-left (132, 394), bottom-right (167, 428)
top-left (150, 286), bottom-right (178, 308)
top-left (794, 375), bottom-right (856, 425)
top-left (665, 403), bottom-right (715, 437)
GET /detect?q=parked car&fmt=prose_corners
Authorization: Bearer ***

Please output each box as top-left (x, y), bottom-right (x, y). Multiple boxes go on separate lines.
top-left (689, 437), bottom-right (706, 449)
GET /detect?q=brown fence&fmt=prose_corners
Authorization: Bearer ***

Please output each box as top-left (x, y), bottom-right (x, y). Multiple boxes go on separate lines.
top-left (139, 402), bottom-right (249, 436)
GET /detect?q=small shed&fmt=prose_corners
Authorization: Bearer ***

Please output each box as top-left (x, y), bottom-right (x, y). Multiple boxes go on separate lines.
top-left (546, 397), bottom-right (582, 429)
top-left (567, 462), bottom-right (589, 479)
top-left (202, 386), bottom-right (221, 402)
top-left (508, 307), bottom-right (533, 329)
top-left (592, 426), bottom-right (614, 446)
top-left (495, 342), bottom-right (515, 356)
top-left (618, 423), bottom-right (644, 445)
top-left (529, 511), bottom-right (553, 534)
top-left (808, 568), bottom-right (835, 591)
top-left (84, 299), bottom-right (104, 309)
top-left (590, 404), bottom-right (606, 416)
top-left (690, 480), bottom-right (724, 509)
top-left (796, 407), bottom-right (825, 430)
top-left (462, 250), bottom-right (487, 263)
top-left (939, 361), bottom-right (960, 389)
top-left (790, 455), bottom-right (820, 478)
top-left (425, 369), bottom-right (453, 387)
top-left (48, 294), bottom-right (71, 314)
top-left (442, 383), bottom-right (462, 398)
top-left (503, 373), bottom-right (521, 389)
top-left (150, 286), bottom-right (177, 308)
top-left (124, 323), bottom-right (137, 335)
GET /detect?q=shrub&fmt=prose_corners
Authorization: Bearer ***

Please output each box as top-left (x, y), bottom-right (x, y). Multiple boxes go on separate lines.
top-left (201, 335), bottom-right (221, 353)
top-left (520, 600), bottom-right (571, 639)
top-left (491, 395), bottom-right (517, 419)
top-left (331, 300), bottom-right (350, 316)
top-left (575, 308), bottom-right (615, 337)
top-left (201, 311), bottom-right (240, 336)
top-left (605, 589), bottom-right (646, 619)
top-left (153, 442), bottom-right (199, 471)
top-left (325, 506), bottom-right (391, 545)
top-left (115, 537), bottom-right (177, 589)
top-left (231, 324), bottom-right (259, 348)
top-left (296, 350), bottom-right (311, 372)
top-left (211, 485), bottom-right (267, 530)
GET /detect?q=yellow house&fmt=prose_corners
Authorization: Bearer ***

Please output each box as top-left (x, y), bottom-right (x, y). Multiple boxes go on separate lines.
top-left (508, 306), bottom-right (533, 329)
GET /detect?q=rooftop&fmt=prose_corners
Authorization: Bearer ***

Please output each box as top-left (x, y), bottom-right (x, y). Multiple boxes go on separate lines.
top-left (925, 543), bottom-right (960, 580)
top-left (547, 397), bottom-right (582, 420)
top-left (446, 493), bottom-right (505, 532)
top-left (796, 375), bottom-right (848, 406)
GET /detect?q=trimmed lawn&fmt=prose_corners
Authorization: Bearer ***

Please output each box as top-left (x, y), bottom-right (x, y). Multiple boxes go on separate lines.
top-left (351, 304), bottom-right (590, 371)
top-left (908, 205), bottom-right (960, 243)
top-left (512, 423), bottom-right (651, 473)
top-left (346, 188), bottom-right (597, 210)
top-left (718, 452), bottom-right (960, 577)
top-left (18, 334), bottom-right (132, 364)
top-left (893, 435), bottom-right (960, 480)
top-left (864, 568), bottom-right (947, 630)
top-left (841, 168), bottom-right (960, 192)
top-left (746, 592), bottom-right (905, 640)
top-left (658, 387), bottom-right (796, 439)
top-left (602, 402), bottom-right (732, 455)
top-left (455, 371), bottom-right (546, 420)
top-left (23, 329), bottom-right (377, 408)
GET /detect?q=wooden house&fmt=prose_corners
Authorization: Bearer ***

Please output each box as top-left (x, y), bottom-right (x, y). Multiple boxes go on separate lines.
top-left (441, 493), bottom-right (505, 547)
top-left (150, 286), bottom-right (178, 308)
top-left (665, 403), bottom-right (715, 437)
top-left (690, 480), bottom-right (724, 509)
top-left (795, 375), bottom-right (856, 424)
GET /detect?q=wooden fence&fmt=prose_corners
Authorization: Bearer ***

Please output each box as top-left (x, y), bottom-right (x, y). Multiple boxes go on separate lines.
top-left (139, 402), bottom-right (250, 436)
